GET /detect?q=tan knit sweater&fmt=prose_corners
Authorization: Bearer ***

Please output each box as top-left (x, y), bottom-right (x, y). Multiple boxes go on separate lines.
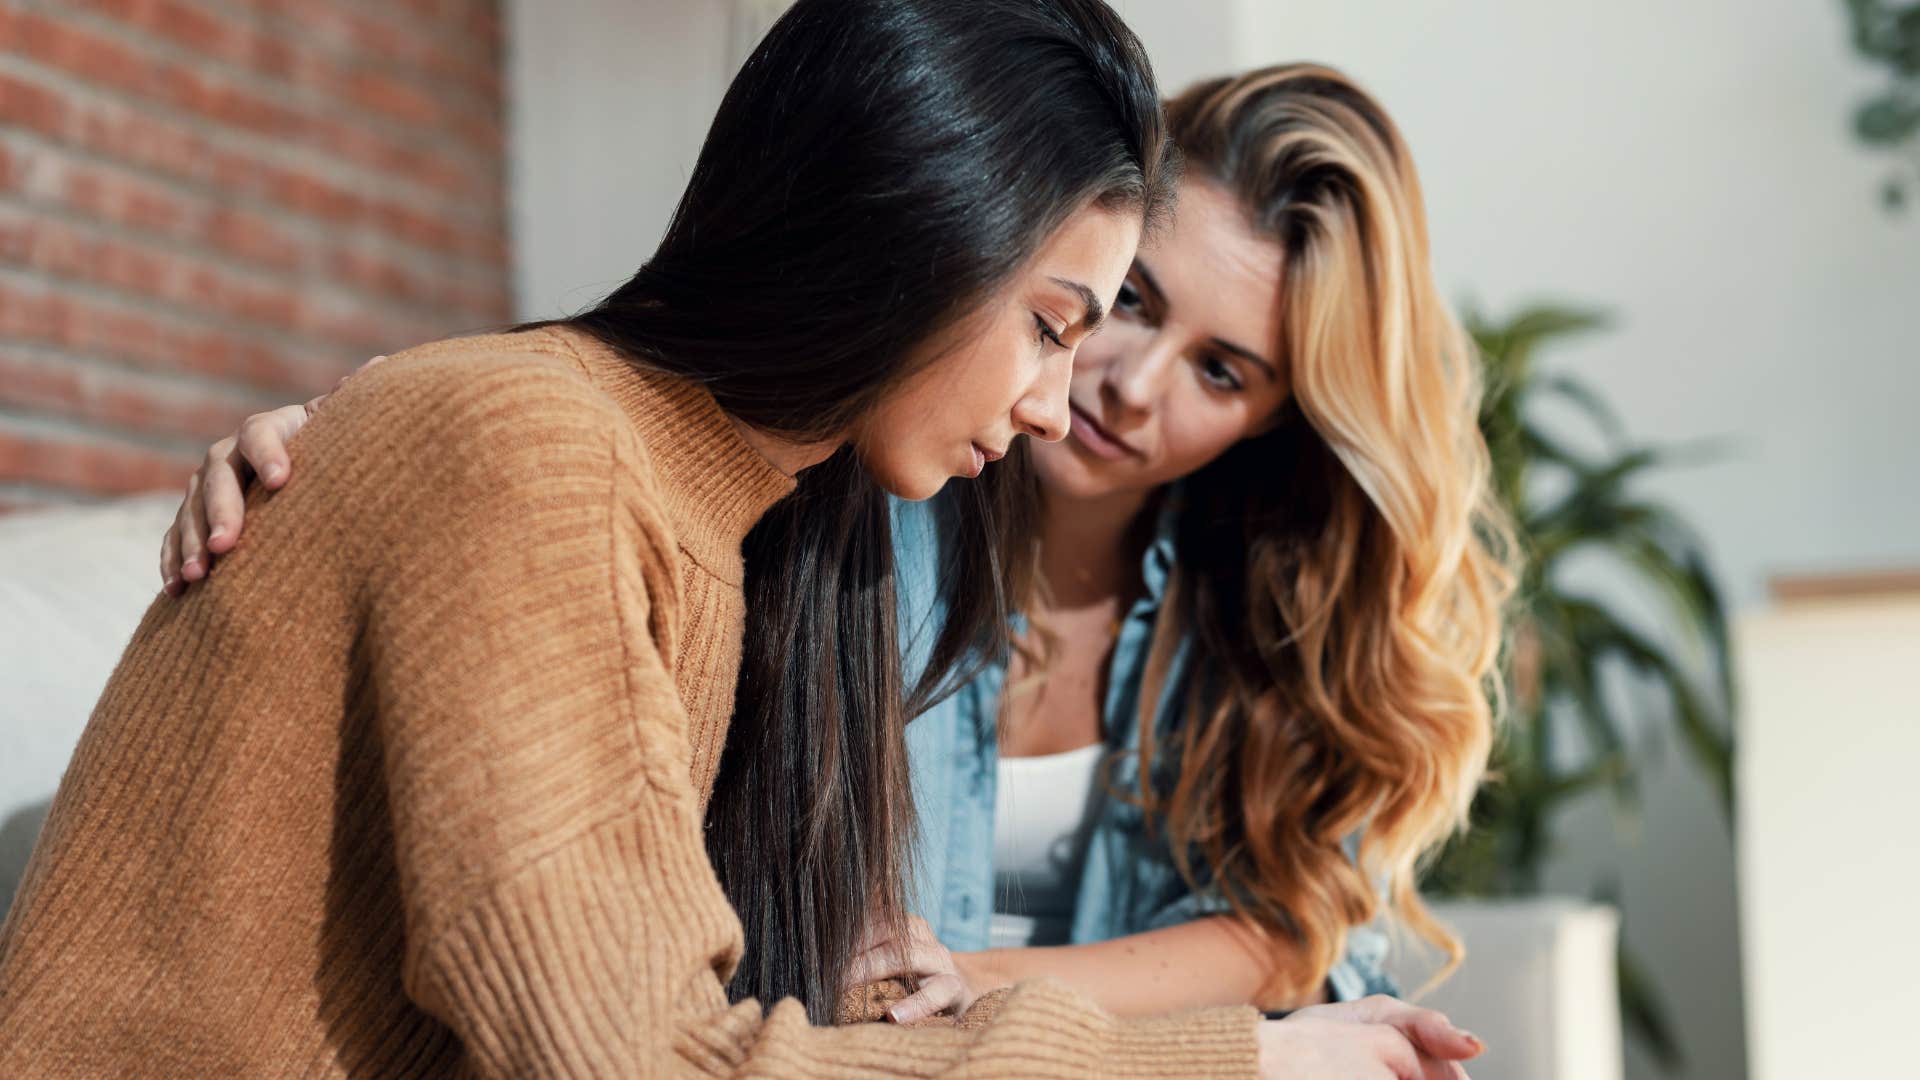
top-left (0, 326), bottom-right (1259, 1077)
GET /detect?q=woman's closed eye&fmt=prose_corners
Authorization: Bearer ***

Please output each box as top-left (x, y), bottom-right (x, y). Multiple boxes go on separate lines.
top-left (1034, 313), bottom-right (1068, 350)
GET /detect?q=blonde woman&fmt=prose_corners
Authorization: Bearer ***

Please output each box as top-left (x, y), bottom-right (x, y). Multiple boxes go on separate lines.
top-left (164, 62), bottom-right (1507, 1071)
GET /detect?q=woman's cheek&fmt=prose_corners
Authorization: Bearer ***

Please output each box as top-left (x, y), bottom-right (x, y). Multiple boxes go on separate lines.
top-left (1158, 409), bottom-right (1243, 481)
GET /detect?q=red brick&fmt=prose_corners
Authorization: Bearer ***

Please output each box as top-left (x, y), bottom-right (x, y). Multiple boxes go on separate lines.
top-left (0, 208), bottom-right (471, 349)
top-left (0, 426), bottom-right (195, 496)
top-left (0, 286), bottom-right (330, 392)
top-left (0, 353), bottom-right (262, 441)
top-left (6, 73), bottom-right (505, 265)
top-left (0, 70), bottom-right (71, 137)
top-left (0, 0), bottom-right (507, 512)
top-left (75, 0), bottom-right (241, 67)
top-left (10, 13), bottom-right (161, 99)
top-left (8, 11), bottom-right (498, 201)
top-left (255, 0), bottom-right (503, 103)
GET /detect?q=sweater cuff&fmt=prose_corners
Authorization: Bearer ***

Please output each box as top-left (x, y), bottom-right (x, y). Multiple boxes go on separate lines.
top-left (986, 978), bottom-right (1260, 1079)
top-left (1095, 1002), bottom-right (1260, 1078)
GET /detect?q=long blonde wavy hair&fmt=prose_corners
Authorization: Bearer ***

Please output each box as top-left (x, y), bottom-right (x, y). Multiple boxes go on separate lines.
top-left (1135, 63), bottom-right (1516, 1004)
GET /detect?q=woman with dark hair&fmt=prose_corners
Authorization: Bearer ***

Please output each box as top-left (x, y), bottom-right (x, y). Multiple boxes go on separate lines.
top-left (1, 1), bottom-right (1482, 1076)
top-left (152, 58), bottom-right (1508, 1077)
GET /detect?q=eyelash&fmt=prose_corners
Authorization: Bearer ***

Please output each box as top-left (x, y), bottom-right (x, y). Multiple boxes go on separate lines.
top-left (1110, 275), bottom-right (1246, 392)
top-left (1034, 314), bottom-right (1067, 350)
top-left (1199, 355), bottom-right (1244, 392)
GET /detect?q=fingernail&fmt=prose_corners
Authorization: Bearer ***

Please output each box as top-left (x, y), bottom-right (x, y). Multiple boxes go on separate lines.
top-left (1460, 1030), bottom-right (1484, 1050)
top-left (209, 527), bottom-right (226, 543)
top-left (263, 465), bottom-right (285, 484)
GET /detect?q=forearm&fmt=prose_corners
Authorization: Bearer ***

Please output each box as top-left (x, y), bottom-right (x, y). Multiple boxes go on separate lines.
top-left (956, 916), bottom-right (1328, 1019)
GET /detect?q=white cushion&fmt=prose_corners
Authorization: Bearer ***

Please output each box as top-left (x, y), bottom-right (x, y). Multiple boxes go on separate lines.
top-left (0, 495), bottom-right (181, 911)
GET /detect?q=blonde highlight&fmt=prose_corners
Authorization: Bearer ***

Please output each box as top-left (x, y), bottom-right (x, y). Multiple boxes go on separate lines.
top-left (1141, 64), bottom-right (1517, 1005)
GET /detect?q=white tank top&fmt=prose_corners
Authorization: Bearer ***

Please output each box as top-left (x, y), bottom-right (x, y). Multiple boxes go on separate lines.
top-left (988, 742), bottom-right (1106, 949)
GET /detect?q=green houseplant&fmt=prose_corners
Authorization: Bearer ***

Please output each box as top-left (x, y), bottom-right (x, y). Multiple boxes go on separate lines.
top-left (1841, 0), bottom-right (1920, 209)
top-left (1420, 304), bottom-right (1737, 1071)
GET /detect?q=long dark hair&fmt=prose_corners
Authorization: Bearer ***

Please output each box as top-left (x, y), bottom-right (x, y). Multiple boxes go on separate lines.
top-left (536, 0), bottom-right (1175, 1021)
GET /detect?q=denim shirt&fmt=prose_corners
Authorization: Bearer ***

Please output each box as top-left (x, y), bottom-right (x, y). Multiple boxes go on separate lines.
top-left (892, 496), bottom-right (1395, 1003)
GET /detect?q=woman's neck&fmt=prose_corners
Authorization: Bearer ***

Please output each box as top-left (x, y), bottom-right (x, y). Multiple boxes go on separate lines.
top-left (723, 414), bottom-right (840, 478)
top-left (1037, 485), bottom-right (1159, 610)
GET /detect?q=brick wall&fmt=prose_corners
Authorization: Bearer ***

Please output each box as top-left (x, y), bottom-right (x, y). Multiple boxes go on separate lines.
top-left (0, 0), bottom-right (511, 512)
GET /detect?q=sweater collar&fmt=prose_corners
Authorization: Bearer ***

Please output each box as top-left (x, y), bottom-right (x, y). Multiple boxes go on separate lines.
top-left (544, 326), bottom-right (796, 583)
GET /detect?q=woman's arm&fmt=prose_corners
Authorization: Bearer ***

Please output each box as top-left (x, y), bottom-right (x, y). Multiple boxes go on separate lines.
top-left (842, 912), bottom-right (1476, 1077)
top-left (958, 916), bottom-right (1327, 1020)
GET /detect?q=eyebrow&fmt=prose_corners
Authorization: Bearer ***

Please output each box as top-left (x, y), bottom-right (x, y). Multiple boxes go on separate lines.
top-left (1048, 276), bottom-right (1106, 334)
top-left (1132, 260), bottom-right (1280, 383)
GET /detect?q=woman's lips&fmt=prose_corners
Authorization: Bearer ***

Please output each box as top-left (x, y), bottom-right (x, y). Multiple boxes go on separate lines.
top-left (1068, 403), bottom-right (1138, 461)
top-left (967, 442), bottom-right (1004, 478)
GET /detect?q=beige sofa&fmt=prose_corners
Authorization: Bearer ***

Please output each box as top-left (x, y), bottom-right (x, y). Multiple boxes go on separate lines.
top-left (0, 495), bottom-right (180, 913)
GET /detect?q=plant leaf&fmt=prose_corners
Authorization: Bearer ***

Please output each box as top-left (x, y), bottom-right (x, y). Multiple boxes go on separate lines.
top-left (1585, 619), bottom-right (1736, 822)
top-left (1536, 373), bottom-right (1629, 443)
top-left (1856, 95), bottom-right (1920, 143)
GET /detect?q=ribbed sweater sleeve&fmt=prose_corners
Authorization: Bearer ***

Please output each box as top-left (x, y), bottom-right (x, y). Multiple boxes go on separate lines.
top-left (340, 353), bottom-right (1260, 1078)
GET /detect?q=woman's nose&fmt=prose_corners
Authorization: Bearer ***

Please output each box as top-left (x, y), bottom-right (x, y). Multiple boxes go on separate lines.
top-left (1103, 336), bottom-right (1181, 418)
top-left (1013, 348), bottom-right (1073, 442)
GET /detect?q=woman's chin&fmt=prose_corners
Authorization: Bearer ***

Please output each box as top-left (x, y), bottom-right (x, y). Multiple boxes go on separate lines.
top-left (1032, 442), bottom-right (1130, 501)
top-left (866, 460), bottom-right (949, 502)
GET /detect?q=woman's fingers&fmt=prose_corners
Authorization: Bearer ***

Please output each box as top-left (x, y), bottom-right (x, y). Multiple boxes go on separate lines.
top-left (1381, 1002), bottom-right (1481, 1062)
top-left (1334, 996), bottom-right (1481, 1063)
top-left (300, 353), bottom-right (385, 424)
top-left (1407, 1011), bottom-right (1482, 1062)
top-left (1353, 1023), bottom-right (1423, 1080)
top-left (841, 914), bottom-right (971, 1012)
top-left (201, 440), bottom-right (252, 556)
top-left (160, 517), bottom-right (184, 595)
top-left (159, 353), bottom-right (378, 592)
top-left (852, 916), bottom-right (895, 958)
top-left (1414, 1052), bottom-right (1471, 1080)
top-left (237, 403), bottom-right (310, 491)
top-left (843, 938), bottom-right (919, 989)
top-left (845, 914), bottom-right (943, 985)
top-left (175, 471), bottom-right (212, 583)
top-left (1278, 998), bottom-right (1478, 1080)
top-left (885, 973), bottom-right (965, 1025)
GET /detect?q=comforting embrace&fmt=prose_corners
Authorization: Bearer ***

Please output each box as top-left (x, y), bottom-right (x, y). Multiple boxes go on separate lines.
top-left (0, 0), bottom-right (1513, 1076)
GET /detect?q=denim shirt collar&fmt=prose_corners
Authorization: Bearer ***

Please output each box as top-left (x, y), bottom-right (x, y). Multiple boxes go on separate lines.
top-left (1137, 491), bottom-right (1180, 614)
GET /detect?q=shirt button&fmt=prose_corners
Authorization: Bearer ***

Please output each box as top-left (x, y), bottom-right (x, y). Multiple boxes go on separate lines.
top-left (959, 895), bottom-right (975, 921)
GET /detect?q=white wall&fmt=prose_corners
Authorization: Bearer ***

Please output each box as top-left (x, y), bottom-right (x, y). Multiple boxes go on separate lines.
top-left (1736, 596), bottom-right (1920, 1079)
top-left (506, 0), bottom-right (735, 321)
top-left (506, 3), bottom-right (1920, 1077)
top-left (504, 0), bottom-right (1245, 322)
top-left (1227, 3), bottom-right (1919, 1079)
